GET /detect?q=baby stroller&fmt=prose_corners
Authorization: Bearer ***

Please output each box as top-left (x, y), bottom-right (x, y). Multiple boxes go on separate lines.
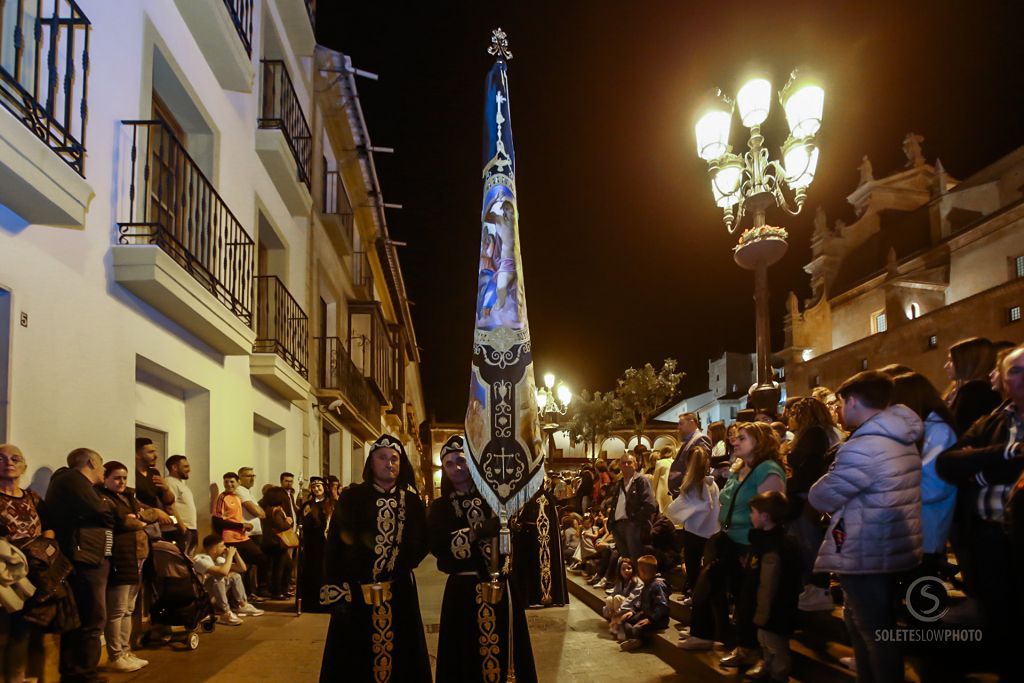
top-left (140, 540), bottom-right (216, 650)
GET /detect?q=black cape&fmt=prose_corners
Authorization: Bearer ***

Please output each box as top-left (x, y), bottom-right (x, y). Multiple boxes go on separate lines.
top-left (428, 486), bottom-right (537, 683)
top-left (319, 482), bottom-right (431, 682)
top-left (513, 490), bottom-right (569, 607)
top-left (299, 497), bottom-right (329, 613)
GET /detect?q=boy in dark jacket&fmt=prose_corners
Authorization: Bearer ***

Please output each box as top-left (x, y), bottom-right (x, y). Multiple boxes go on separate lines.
top-left (744, 491), bottom-right (801, 682)
top-left (619, 554), bottom-right (670, 651)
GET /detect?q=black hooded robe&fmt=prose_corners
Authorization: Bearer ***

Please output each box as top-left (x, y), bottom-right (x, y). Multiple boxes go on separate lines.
top-left (428, 486), bottom-right (537, 683)
top-left (319, 439), bottom-right (431, 683)
top-left (513, 490), bottom-right (569, 607)
top-left (299, 497), bottom-right (329, 613)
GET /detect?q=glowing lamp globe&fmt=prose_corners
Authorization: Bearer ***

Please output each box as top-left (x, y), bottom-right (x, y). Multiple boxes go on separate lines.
top-left (695, 108), bottom-right (732, 161)
top-left (783, 84), bottom-right (824, 138)
top-left (543, 373), bottom-right (555, 389)
top-left (557, 384), bottom-right (572, 407)
top-left (736, 78), bottom-right (771, 127)
top-left (783, 141), bottom-right (819, 189)
top-left (536, 390), bottom-right (549, 410)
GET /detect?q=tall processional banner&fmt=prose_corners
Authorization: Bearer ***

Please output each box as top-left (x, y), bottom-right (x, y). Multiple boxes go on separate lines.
top-left (465, 30), bottom-right (545, 529)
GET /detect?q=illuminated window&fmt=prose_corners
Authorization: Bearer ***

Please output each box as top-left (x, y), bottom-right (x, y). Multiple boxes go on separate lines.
top-left (871, 310), bottom-right (888, 334)
top-left (860, 358), bottom-right (869, 370)
top-left (908, 302), bottom-right (921, 320)
top-left (812, 375), bottom-right (820, 388)
top-left (1010, 306), bottom-right (1022, 323)
top-left (927, 335), bottom-right (938, 350)
top-left (1016, 256), bottom-right (1024, 279)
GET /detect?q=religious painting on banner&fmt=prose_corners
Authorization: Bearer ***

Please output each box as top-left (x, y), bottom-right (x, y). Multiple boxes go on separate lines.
top-left (465, 29), bottom-right (545, 530)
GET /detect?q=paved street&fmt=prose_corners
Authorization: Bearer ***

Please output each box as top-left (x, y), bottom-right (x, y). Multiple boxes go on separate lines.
top-left (107, 565), bottom-right (677, 683)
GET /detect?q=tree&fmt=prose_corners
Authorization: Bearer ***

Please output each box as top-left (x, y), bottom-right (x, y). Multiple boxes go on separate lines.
top-left (613, 359), bottom-right (684, 446)
top-left (566, 390), bottom-right (618, 459)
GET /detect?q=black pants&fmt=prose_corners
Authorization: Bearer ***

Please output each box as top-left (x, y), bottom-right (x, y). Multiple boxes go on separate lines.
top-left (681, 530), bottom-right (708, 593)
top-left (263, 543), bottom-right (294, 596)
top-left (59, 559), bottom-right (109, 682)
top-left (612, 519), bottom-right (646, 564)
top-left (970, 519), bottom-right (1018, 678)
top-left (690, 536), bottom-right (752, 647)
top-left (227, 539), bottom-right (268, 595)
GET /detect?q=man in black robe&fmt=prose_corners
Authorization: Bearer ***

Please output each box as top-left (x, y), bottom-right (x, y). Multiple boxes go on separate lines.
top-left (513, 485), bottom-right (569, 607)
top-left (319, 435), bottom-right (431, 682)
top-left (299, 476), bottom-right (328, 613)
top-left (428, 435), bottom-right (537, 683)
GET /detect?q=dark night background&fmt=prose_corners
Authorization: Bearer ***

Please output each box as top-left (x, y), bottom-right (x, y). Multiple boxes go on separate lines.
top-left (316, 1), bottom-right (1024, 422)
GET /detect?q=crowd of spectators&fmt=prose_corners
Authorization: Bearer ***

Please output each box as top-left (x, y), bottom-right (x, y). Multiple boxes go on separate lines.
top-left (558, 335), bottom-right (1020, 682)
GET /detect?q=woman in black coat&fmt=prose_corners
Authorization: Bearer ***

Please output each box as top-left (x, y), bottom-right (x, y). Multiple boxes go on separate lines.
top-left (97, 461), bottom-right (169, 670)
top-left (944, 337), bottom-right (1002, 434)
top-left (299, 477), bottom-right (329, 612)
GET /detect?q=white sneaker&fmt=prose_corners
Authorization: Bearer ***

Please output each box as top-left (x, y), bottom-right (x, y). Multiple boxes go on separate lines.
top-left (238, 602), bottom-right (265, 616)
top-left (798, 587), bottom-right (835, 611)
top-left (218, 612), bottom-right (243, 626)
top-left (107, 654), bottom-right (144, 672)
top-left (126, 653), bottom-right (149, 668)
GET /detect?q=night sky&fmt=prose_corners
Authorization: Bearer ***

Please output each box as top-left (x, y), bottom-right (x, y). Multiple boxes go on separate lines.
top-left (317, 1), bottom-right (1024, 422)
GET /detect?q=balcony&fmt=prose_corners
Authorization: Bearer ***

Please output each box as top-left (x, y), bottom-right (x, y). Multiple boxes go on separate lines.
top-left (315, 336), bottom-right (381, 439)
top-left (257, 60), bottom-right (312, 215)
top-left (349, 301), bottom-right (395, 405)
top-left (352, 250), bottom-right (373, 299)
top-left (251, 275), bottom-right (309, 400)
top-left (173, 0), bottom-right (254, 91)
top-left (0, 0), bottom-right (93, 226)
top-left (275, 0), bottom-right (316, 57)
top-left (321, 168), bottom-right (354, 255)
top-left (113, 120), bottom-right (255, 356)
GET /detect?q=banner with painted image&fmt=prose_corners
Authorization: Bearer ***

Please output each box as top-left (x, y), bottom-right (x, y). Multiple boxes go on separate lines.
top-left (465, 31), bottom-right (544, 522)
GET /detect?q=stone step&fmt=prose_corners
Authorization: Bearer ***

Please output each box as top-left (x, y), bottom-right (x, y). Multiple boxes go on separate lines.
top-left (568, 574), bottom-right (855, 682)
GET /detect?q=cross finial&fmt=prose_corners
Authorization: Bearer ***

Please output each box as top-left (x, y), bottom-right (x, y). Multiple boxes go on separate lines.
top-left (488, 28), bottom-right (513, 60)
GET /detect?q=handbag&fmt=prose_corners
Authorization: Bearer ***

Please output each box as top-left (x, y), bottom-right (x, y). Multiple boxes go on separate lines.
top-left (277, 528), bottom-right (300, 548)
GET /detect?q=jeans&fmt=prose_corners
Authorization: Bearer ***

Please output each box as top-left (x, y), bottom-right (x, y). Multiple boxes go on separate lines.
top-left (839, 573), bottom-right (903, 683)
top-left (612, 519), bottom-right (646, 564)
top-left (105, 581), bottom-right (141, 659)
top-left (205, 573), bottom-right (248, 614)
top-left (226, 539), bottom-right (267, 595)
top-left (788, 507), bottom-right (828, 587)
top-left (60, 559), bottom-right (110, 682)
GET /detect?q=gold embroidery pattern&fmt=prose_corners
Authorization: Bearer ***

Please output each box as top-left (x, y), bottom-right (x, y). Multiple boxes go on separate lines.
top-left (371, 602), bottom-right (394, 683)
top-left (319, 583), bottom-right (352, 605)
top-left (537, 497), bottom-right (552, 605)
top-left (475, 583), bottom-right (502, 683)
top-left (373, 492), bottom-right (406, 579)
top-left (451, 529), bottom-right (472, 560)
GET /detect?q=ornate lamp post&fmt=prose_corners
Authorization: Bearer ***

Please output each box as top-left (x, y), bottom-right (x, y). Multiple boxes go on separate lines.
top-left (694, 70), bottom-right (824, 411)
top-left (536, 372), bottom-right (572, 459)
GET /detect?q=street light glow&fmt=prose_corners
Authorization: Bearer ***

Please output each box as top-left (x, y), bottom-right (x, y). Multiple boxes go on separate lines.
top-left (556, 384), bottom-right (572, 407)
top-left (783, 140), bottom-right (819, 188)
top-left (695, 108), bottom-right (732, 161)
top-left (536, 390), bottom-right (548, 409)
top-left (737, 78), bottom-right (771, 127)
top-left (543, 372), bottom-right (555, 389)
top-left (783, 84), bottom-right (824, 138)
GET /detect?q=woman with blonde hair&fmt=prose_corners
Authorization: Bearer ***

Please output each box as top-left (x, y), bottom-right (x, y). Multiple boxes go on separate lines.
top-left (666, 442), bottom-right (719, 603)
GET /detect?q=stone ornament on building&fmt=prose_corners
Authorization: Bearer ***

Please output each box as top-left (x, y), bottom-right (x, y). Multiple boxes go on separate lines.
top-left (858, 155), bottom-right (874, 186)
top-left (903, 132), bottom-right (926, 168)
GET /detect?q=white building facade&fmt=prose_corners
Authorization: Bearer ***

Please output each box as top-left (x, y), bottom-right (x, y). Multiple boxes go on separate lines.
top-left (0, 0), bottom-right (424, 534)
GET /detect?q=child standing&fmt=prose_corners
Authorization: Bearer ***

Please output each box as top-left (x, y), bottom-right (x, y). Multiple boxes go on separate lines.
top-left (619, 555), bottom-right (670, 651)
top-left (745, 491), bottom-right (801, 682)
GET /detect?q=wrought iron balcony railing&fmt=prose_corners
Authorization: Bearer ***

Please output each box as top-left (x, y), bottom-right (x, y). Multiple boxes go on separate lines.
top-left (323, 168), bottom-right (354, 243)
top-left (254, 275), bottom-right (308, 378)
top-left (259, 60), bottom-right (311, 187)
top-left (118, 120), bottom-right (254, 326)
top-left (0, 0), bottom-right (90, 174)
top-left (353, 250), bottom-right (372, 294)
top-left (223, 0), bottom-right (254, 56)
top-left (316, 336), bottom-right (380, 427)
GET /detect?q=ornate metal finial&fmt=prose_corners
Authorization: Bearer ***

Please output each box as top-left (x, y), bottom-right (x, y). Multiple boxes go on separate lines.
top-left (488, 28), bottom-right (513, 60)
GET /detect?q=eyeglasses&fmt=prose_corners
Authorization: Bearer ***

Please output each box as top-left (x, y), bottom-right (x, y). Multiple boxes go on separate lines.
top-left (0, 455), bottom-right (24, 464)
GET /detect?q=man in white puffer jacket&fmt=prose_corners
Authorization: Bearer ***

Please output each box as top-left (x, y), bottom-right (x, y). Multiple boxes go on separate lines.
top-left (809, 370), bottom-right (923, 683)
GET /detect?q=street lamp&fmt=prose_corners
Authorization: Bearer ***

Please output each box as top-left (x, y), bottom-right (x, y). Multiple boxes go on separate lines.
top-left (536, 372), bottom-right (572, 459)
top-left (694, 69), bottom-right (824, 412)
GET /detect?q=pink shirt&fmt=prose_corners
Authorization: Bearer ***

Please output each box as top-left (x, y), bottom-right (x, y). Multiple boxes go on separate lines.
top-left (214, 493), bottom-right (247, 543)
